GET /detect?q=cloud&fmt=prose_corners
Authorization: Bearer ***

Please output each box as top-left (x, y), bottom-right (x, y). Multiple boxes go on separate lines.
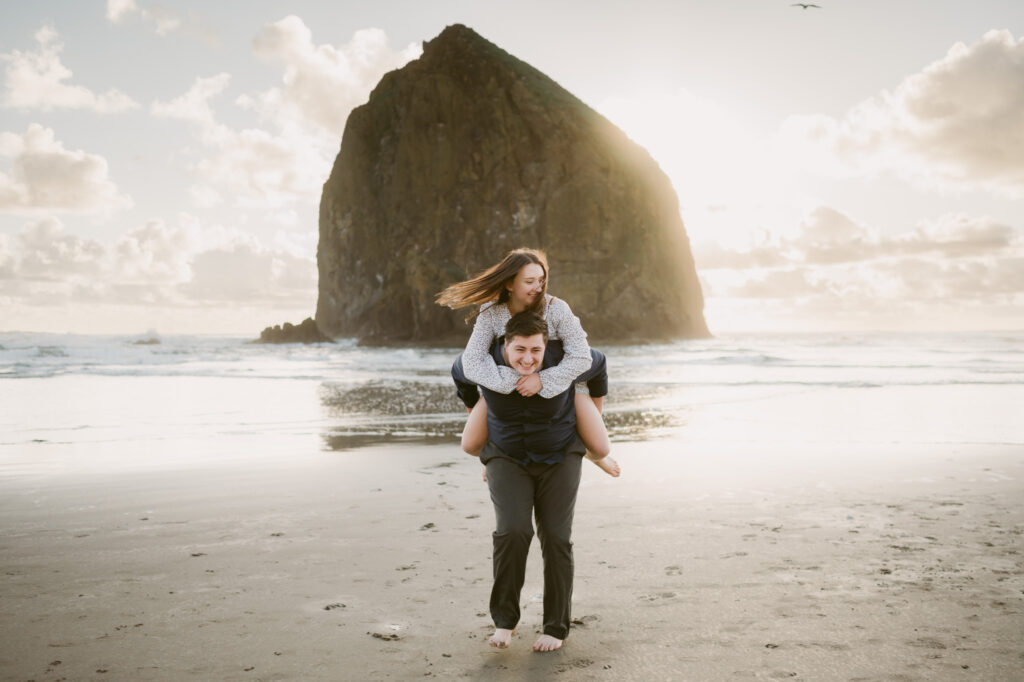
top-left (152, 74), bottom-right (325, 208)
top-left (244, 16), bottom-right (421, 137)
top-left (1, 25), bottom-right (139, 113)
top-left (106, 0), bottom-right (138, 24)
top-left (693, 241), bottom-right (792, 270)
top-left (699, 207), bottom-right (1020, 271)
top-left (0, 124), bottom-right (132, 214)
top-left (151, 72), bottom-right (229, 128)
top-left (782, 30), bottom-right (1024, 194)
top-left (0, 233), bottom-right (18, 278)
top-left (113, 217), bottom-right (201, 283)
top-left (695, 205), bottom-right (1023, 329)
top-left (147, 5), bottom-right (183, 36)
top-left (891, 213), bottom-right (1018, 259)
top-left (188, 184), bottom-right (222, 208)
top-left (728, 269), bottom-right (820, 299)
top-left (796, 207), bottom-right (880, 265)
top-left (0, 213), bottom-right (316, 309)
top-left (106, 1), bottom-right (215, 41)
top-left (150, 20), bottom-right (418, 209)
top-left (13, 217), bottom-right (107, 281)
top-left (183, 245), bottom-right (315, 301)
top-left (196, 125), bottom-right (328, 209)
top-left (877, 257), bottom-right (1023, 300)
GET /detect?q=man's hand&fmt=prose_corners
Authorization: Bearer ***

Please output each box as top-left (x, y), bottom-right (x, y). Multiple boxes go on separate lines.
top-left (516, 373), bottom-right (542, 397)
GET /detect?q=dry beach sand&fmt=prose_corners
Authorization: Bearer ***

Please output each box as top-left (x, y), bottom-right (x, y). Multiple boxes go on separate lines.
top-left (1, 437), bottom-right (1023, 681)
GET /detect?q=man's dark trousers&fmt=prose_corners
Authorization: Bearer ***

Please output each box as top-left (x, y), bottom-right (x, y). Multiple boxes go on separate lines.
top-left (483, 437), bottom-right (586, 640)
top-left (452, 338), bottom-right (603, 640)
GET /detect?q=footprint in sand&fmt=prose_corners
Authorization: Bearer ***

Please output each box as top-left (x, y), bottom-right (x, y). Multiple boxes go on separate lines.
top-left (907, 637), bottom-right (946, 649)
top-left (639, 592), bottom-right (676, 602)
top-left (556, 658), bottom-right (594, 673)
top-left (368, 622), bottom-right (408, 641)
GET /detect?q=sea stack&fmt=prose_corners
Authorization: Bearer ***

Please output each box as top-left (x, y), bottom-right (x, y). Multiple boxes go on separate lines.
top-left (316, 24), bottom-right (709, 343)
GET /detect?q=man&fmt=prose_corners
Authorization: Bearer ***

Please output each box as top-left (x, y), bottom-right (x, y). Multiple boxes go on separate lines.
top-left (451, 310), bottom-right (606, 653)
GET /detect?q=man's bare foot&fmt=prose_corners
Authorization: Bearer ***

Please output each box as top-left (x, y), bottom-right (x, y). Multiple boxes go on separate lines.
top-left (489, 628), bottom-right (514, 648)
top-left (586, 452), bottom-right (620, 477)
top-left (533, 634), bottom-right (563, 652)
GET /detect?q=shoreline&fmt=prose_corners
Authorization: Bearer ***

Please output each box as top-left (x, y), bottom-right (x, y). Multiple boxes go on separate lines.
top-left (1, 439), bottom-right (1022, 680)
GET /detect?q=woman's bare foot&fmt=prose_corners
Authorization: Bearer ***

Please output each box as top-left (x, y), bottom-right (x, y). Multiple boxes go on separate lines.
top-left (586, 452), bottom-right (620, 477)
top-left (533, 634), bottom-right (563, 652)
top-left (489, 628), bottom-right (514, 648)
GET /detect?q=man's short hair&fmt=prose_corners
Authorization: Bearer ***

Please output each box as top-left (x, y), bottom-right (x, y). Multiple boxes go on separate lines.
top-left (505, 311), bottom-right (548, 343)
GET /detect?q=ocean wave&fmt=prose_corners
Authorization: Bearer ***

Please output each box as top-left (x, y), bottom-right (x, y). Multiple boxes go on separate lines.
top-left (645, 379), bottom-right (1023, 388)
top-left (34, 346), bottom-right (69, 358)
top-left (2, 332), bottom-right (1022, 390)
top-left (704, 354), bottom-right (786, 365)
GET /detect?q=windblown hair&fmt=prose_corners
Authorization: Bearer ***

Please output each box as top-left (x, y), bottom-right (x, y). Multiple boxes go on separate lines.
top-left (435, 248), bottom-right (549, 322)
top-left (504, 310), bottom-right (549, 344)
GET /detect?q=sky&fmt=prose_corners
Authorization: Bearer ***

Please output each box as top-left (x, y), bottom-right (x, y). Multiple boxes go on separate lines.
top-left (1, 0), bottom-right (1022, 335)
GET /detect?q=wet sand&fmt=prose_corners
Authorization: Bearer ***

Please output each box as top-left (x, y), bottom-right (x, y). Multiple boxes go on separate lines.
top-left (1, 439), bottom-right (1022, 681)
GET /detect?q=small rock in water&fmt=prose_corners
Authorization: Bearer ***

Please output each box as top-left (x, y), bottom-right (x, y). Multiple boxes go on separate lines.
top-left (255, 318), bottom-right (331, 344)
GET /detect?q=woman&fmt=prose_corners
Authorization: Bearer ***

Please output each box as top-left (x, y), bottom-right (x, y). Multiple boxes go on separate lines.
top-left (436, 248), bottom-right (619, 477)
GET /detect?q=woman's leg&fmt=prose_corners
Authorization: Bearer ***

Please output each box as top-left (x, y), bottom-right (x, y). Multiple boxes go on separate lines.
top-left (461, 398), bottom-right (489, 456)
top-left (575, 393), bottom-right (620, 477)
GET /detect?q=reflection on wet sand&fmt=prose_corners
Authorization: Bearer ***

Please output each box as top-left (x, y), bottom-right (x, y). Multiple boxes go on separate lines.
top-left (318, 380), bottom-right (687, 451)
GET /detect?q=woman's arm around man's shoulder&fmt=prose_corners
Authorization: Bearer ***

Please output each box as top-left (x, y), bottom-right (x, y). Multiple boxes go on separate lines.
top-left (462, 302), bottom-right (520, 394)
top-left (536, 296), bottom-right (593, 399)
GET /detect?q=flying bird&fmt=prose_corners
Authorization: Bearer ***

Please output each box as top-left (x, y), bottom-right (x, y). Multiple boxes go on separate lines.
top-left (791, 3), bottom-right (821, 7)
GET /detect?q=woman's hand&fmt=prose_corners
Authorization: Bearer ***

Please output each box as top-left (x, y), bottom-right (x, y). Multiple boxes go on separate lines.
top-left (516, 373), bottom-right (542, 397)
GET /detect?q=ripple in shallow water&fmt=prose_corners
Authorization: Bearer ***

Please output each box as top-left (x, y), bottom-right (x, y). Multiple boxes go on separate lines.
top-left (603, 409), bottom-right (686, 441)
top-left (320, 381), bottom-right (462, 417)
top-left (318, 380), bottom-right (687, 451)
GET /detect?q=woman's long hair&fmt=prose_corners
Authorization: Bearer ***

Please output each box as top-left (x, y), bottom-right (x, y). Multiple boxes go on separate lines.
top-left (435, 248), bottom-right (549, 322)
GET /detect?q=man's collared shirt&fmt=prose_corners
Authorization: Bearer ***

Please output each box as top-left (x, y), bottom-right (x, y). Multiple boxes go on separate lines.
top-left (480, 339), bottom-right (577, 466)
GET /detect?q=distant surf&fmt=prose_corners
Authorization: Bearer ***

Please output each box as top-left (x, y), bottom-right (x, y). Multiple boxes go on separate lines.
top-left (1, 331), bottom-right (1021, 453)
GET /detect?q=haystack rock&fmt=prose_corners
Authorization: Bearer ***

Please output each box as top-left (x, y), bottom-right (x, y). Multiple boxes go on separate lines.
top-left (316, 24), bottom-right (709, 343)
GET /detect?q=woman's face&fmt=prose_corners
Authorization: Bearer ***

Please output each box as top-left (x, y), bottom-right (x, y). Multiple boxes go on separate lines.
top-left (505, 263), bottom-right (545, 311)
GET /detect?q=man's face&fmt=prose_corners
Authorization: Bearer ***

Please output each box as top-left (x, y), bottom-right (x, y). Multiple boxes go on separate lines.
top-left (504, 333), bottom-right (546, 375)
